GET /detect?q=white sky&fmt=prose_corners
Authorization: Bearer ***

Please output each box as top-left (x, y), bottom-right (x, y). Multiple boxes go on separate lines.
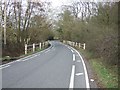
top-left (43, 0), bottom-right (73, 9)
top-left (50, 0), bottom-right (72, 8)
top-left (42, 0), bottom-right (119, 9)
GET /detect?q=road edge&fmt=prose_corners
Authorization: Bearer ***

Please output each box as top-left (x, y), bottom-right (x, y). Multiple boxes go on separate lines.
top-left (69, 46), bottom-right (90, 89)
top-left (0, 41), bottom-right (53, 68)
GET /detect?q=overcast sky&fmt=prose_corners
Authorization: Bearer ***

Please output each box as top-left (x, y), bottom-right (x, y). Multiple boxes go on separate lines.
top-left (43, 0), bottom-right (73, 9)
top-left (42, 0), bottom-right (119, 9)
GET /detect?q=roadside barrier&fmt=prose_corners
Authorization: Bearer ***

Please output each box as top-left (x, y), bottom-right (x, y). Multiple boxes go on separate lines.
top-left (63, 40), bottom-right (86, 50)
top-left (25, 41), bottom-right (49, 54)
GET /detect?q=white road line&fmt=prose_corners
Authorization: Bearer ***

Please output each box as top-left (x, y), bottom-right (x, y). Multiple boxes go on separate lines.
top-left (75, 73), bottom-right (84, 76)
top-left (0, 65), bottom-right (10, 69)
top-left (69, 65), bottom-right (75, 88)
top-left (16, 60), bottom-right (21, 62)
top-left (45, 50), bottom-right (50, 53)
top-left (68, 47), bottom-right (71, 50)
top-left (76, 60), bottom-right (81, 63)
top-left (73, 54), bottom-right (75, 61)
top-left (22, 56), bottom-right (36, 62)
top-left (0, 43), bottom-right (52, 68)
top-left (71, 49), bottom-right (74, 53)
top-left (0, 61), bottom-right (16, 68)
top-left (70, 47), bottom-right (90, 89)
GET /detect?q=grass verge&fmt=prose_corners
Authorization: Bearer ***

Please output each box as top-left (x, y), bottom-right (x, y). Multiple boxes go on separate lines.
top-left (77, 48), bottom-right (118, 88)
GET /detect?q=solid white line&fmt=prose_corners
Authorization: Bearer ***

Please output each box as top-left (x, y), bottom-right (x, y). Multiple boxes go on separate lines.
top-left (0, 65), bottom-right (10, 69)
top-left (69, 65), bottom-right (75, 88)
top-left (73, 54), bottom-right (75, 61)
top-left (68, 47), bottom-right (71, 50)
top-left (70, 47), bottom-right (90, 89)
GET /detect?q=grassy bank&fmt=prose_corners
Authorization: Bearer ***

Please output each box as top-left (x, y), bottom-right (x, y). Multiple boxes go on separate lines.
top-left (78, 48), bottom-right (118, 88)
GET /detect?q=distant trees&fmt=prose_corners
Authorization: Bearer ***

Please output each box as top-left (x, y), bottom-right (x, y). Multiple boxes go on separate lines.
top-left (56, 2), bottom-right (118, 65)
top-left (1, 0), bottom-right (54, 57)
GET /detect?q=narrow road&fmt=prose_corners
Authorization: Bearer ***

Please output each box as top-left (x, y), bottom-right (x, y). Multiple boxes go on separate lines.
top-left (2, 41), bottom-right (90, 88)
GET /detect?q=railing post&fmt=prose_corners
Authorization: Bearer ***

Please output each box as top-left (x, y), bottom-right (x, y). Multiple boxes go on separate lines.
top-left (46, 41), bottom-right (48, 46)
top-left (75, 42), bottom-right (77, 47)
top-left (33, 43), bottom-right (35, 52)
top-left (73, 42), bottom-right (75, 47)
top-left (45, 41), bottom-right (48, 46)
top-left (79, 43), bottom-right (81, 48)
top-left (42, 42), bottom-right (44, 48)
top-left (39, 42), bottom-right (41, 49)
top-left (25, 44), bottom-right (27, 55)
top-left (70, 41), bottom-right (71, 46)
top-left (83, 43), bottom-right (86, 50)
top-left (72, 42), bottom-right (74, 46)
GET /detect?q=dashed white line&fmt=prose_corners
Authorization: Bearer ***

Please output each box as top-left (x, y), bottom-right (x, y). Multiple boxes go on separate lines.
top-left (0, 61), bottom-right (16, 68)
top-left (69, 65), bottom-right (75, 88)
top-left (70, 47), bottom-right (90, 89)
top-left (73, 54), bottom-right (75, 61)
top-left (76, 60), bottom-right (81, 62)
top-left (45, 50), bottom-right (50, 53)
top-left (22, 55), bottom-right (36, 62)
top-left (75, 73), bottom-right (84, 76)
top-left (71, 49), bottom-right (74, 53)
top-left (0, 65), bottom-right (10, 69)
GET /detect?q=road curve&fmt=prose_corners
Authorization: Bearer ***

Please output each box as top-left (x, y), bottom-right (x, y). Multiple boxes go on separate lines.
top-left (2, 41), bottom-right (90, 88)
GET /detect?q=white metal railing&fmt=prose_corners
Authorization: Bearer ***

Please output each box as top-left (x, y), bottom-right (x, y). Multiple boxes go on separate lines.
top-left (25, 41), bottom-right (49, 55)
top-left (63, 40), bottom-right (86, 50)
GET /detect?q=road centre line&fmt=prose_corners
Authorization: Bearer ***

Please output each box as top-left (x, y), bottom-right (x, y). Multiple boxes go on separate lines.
top-left (73, 54), bottom-right (75, 61)
top-left (68, 47), bottom-right (71, 50)
top-left (45, 50), bottom-right (50, 53)
top-left (69, 65), bottom-right (75, 88)
top-left (76, 60), bottom-right (81, 62)
top-left (71, 49), bottom-right (74, 53)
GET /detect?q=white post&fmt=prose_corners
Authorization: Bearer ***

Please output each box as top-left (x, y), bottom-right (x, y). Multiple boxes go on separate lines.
top-left (46, 41), bottom-right (48, 46)
top-left (70, 41), bottom-right (71, 45)
top-left (45, 41), bottom-right (48, 46)
top-left (39, 43), bottom-right (41, 49)
top-left (79, 43), bottom-right (81, 48)
top-left (83, 43), bottom-right (86, 50)
top-left (33, 43), bottom-right (35, 52)
top-left (73, 42), bottom-right (75, 47)
top-left (42, 42), bottom-right (44, 48)
top-left (72, 42), bottom-right (74, 46)
top-left (75, 42), bottom-right (77, 47)
top-left (25, 44), bottom-right (27, 54)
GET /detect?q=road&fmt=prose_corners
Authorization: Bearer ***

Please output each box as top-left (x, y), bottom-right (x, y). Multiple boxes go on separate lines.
top-left (2, 41), bottom-right (90, 88)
